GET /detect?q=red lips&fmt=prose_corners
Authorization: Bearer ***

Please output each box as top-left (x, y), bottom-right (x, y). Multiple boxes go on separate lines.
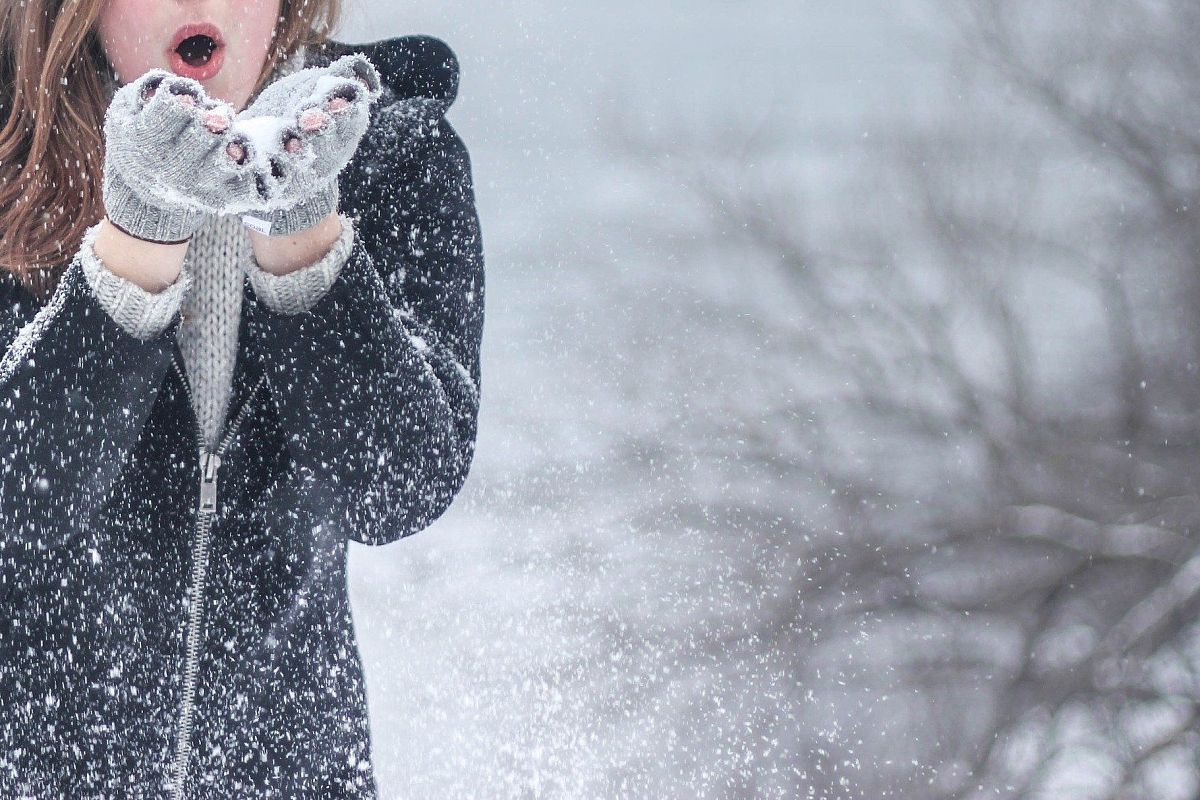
top-left (167, 23), bottom-right (225, 82)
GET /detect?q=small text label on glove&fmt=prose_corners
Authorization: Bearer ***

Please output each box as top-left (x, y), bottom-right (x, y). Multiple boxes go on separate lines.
top-left (241, 215), bottom-right (274, 236)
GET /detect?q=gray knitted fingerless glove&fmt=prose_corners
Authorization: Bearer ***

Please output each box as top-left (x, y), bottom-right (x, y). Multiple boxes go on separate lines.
top-left (224, 54), bottom-right (383, 236)
top-left (103, 70), bottom-right (240, 244)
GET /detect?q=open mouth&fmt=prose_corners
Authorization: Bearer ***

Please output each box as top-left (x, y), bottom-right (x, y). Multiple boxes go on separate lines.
top-left (168, 23), bottom-right (225, 80)
top-left (176, 34), bottom-right (219, 67)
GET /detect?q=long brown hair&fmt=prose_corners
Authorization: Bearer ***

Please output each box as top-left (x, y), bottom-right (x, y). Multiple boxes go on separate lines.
top-left (0, 0), bottom-right (343, 303)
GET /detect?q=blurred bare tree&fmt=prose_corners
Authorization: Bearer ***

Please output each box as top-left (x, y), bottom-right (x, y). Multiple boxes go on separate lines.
top-left (600, 0), bottom-right (1200, 797)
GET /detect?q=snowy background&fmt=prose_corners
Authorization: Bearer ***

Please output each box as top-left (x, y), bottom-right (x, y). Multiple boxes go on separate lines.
top-left (339, 1), bottom-right (1200, 797)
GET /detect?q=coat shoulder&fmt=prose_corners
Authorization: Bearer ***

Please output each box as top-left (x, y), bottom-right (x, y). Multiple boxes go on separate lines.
top-left (309, 35), bottom-right (460, 110)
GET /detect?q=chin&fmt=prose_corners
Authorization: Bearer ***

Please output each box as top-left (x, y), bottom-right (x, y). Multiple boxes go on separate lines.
top-left (204, 83), bottom-right (243, 109)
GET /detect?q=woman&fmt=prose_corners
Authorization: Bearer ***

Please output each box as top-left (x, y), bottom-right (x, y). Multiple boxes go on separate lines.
top-left (0, 0), bottom-right (484, 796)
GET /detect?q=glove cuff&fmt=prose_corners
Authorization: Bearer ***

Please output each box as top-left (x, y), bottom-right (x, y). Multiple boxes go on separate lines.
top-left (264, 180), bottom-right (339, 237)
top-left (103, 170), bottom-right (206, 244)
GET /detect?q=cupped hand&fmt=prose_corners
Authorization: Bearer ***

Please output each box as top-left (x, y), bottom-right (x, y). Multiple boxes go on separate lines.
top-left (217, 54), bottom-right (384, 235)
top-left (103, 70), bottom-right (252, 241)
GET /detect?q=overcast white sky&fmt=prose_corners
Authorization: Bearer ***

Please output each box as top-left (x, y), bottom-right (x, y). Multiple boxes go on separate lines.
top-left (340, 1), bottom-right (950, 247)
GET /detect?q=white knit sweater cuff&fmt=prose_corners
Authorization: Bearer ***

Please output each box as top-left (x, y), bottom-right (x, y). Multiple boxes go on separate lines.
top-left (80, 221), bottom-right (193, 341)
top-left (245, 213), bottom-right (356, 315)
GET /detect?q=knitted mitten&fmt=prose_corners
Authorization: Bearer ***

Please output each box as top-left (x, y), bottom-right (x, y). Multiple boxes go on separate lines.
top-left (102, 70), bottom-right (242, 244)
top-left (224, 54), bottom-right (383, 236)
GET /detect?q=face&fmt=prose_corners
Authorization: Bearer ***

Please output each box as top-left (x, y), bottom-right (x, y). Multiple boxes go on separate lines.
top-left (97, 0), bottom-right (283, 111)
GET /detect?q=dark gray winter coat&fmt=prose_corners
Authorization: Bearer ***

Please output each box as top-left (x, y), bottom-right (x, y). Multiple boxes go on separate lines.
top-left (0, 35), bottom-right (484, 798)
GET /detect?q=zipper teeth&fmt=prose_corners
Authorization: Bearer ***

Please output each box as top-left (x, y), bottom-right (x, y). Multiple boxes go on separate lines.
top-left (171, 353), bottom-right (268, 458)
top-left (219, 369), bottom-right (269, 457)
top-left (168, 511), bottom-right (212, 800)
top-left (166, 352), bottom-right (268, 799)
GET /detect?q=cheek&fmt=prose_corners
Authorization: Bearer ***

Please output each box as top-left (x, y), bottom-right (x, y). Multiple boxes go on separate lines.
top-left (222, 0), bottom-right (283, 80)
top-left (231, 0), bottom-right (283, 51)
top-left (97, 0), bottom-right (164, 81)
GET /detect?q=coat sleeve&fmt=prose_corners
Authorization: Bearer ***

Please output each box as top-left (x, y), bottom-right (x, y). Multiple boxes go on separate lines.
top-left (243, 48), bottom-right (485, 547)
top-left (0, 229), bottom-right (184, 559)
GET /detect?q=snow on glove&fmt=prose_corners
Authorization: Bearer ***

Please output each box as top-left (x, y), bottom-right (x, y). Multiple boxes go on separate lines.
top-left (102, 70), bottom-right (242, 244)
top-left (222, 53), bottom-right (383, 236)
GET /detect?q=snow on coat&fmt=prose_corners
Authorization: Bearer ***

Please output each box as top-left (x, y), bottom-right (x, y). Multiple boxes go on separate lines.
top-left (0, 34), bottom-right (485, 798)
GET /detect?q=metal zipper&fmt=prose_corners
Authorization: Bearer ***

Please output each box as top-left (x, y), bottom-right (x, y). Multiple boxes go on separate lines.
top-left (166, 351), bottom-right (269, 800)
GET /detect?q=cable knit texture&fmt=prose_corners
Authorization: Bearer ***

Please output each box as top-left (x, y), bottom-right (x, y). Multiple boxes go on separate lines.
top-left (82, 45), bottom-right (356, 450)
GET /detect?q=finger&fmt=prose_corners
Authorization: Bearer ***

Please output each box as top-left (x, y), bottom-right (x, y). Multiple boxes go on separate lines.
top-left (282, 129), bottom-right (306, 154)
top-left (226, 139), bottom-right (248, 166)
top-left (147, 76), bottom-right (206, 108)
top-left (142, 77), bottom-right (203, 115)
top-left (203, 108), bottom-right (231, 133)
top-left (133, 95), bottom-right (196, 143)
top-left (129, 70), bottom-right (173, 110)
top-left (298, 107), bottom-right (330, 133)
top-left (326, 54), bottom-right (382, 100)
top-left (166, 75), bottom-right (207, 98)
top-left (271, 126), bottom-right (315, 181)
top-left (294, 78), bottom-right (368, 137)
top-left (131, 84), bottom-right (216, 148)
top-left (300, 76), bottom-right (364, 113)
top-left (324, 78), bottom-right (370, 113)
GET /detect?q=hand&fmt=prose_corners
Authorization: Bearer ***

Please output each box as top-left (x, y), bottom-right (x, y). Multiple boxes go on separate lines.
top-left (220, 53), bottom-right (383, 236)
top-left (102, 70), bottom-right (241, 243)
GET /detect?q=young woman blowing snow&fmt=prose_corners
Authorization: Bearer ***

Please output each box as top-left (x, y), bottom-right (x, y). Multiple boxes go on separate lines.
top-left (0, 0), bottom-right (485, 795)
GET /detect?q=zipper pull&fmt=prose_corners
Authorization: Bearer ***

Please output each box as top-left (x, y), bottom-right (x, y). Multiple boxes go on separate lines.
top-left (199, 451), bottom-right (222, 515)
